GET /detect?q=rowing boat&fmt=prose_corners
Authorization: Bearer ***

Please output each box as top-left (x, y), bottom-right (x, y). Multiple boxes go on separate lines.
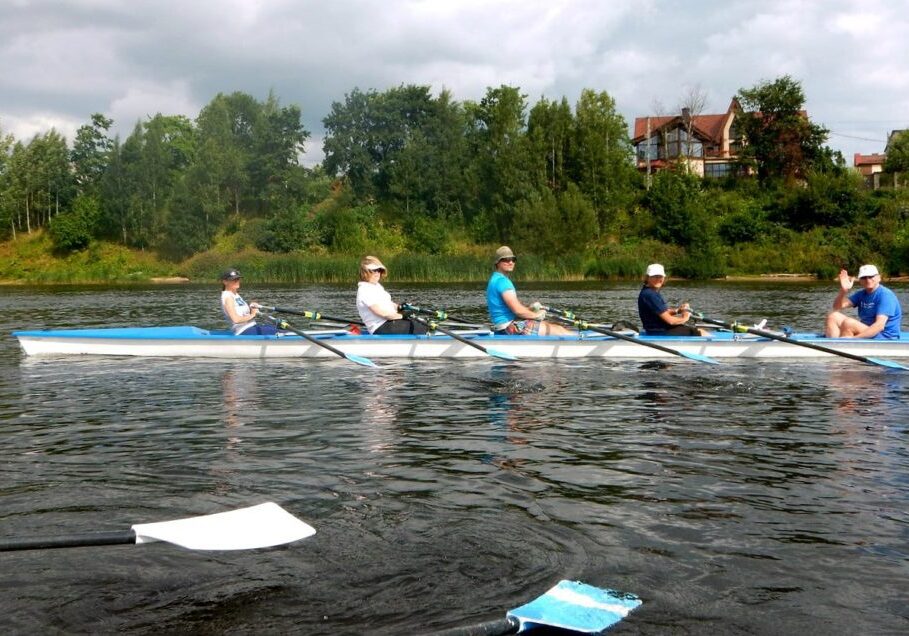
top-left (12, 325), bottom-right (909, 360)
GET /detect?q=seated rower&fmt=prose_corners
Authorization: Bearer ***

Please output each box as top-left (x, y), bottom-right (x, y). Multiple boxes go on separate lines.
top-left (220, 269), bottom-right (278, 335)
top-left (637, 263), bottom-right (707, 336)
top-left (825, 264), bottom-right (901, 339)
top-left (486, 246), bottom-right (573, 335)
top-left (356, 256), bottom-right (428, 335)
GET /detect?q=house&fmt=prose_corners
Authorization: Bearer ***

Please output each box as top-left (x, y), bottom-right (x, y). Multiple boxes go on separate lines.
top-left (631, 98), bottom-right (744, 178)
top-left (854, 130), bottom-right (905, 189)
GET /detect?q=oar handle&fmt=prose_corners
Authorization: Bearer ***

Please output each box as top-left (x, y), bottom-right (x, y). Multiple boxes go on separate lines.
top-left (0, 529), bottom-right (136, 552)
top-left (538, 304), bottom-right (576, 320)
top-left (432, 615), bottom-right (518, 636)
top-left (400, 303), bottom-right (448, 321)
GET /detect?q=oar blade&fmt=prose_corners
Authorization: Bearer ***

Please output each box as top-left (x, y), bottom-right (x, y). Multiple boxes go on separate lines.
top-left (486, 348), bottom-right (518, 361)
top-left (506, 580), bottom-right (641, 633)
top-left (345, 352), bottom-right (378, 368)
top-left (865, 357), bottom-right (909, 371)
top-left (679, 350), bottom-right (720, 365)
top-left (132, 502), bottom-right (316, 550)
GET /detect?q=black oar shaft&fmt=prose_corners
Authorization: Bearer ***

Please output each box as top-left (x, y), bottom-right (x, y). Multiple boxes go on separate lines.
top-left (549, 315), bottom-right (678, 355)
top-left (697, 315), bottom-right (882, 364)
top-left (271, 306), bottom-right (363, 326)
top-left (0, 530), bottom-right (136, 552)
top-left (410, 315), bottom-right (491, 356)
top-left (432, 616), bottom-right (518, 636)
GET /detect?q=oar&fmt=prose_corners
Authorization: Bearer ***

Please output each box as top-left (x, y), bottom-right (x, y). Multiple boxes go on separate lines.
top-left (0, 502), bottom-right (316, 552)
top-left (259, 305), bottom-right (364, 326)
top-left (401, 304), bottom-right (517, 361)
top-left (694, 312), bottom-right (909, 370)
top-left (542, 305), bottom-right (719, 365)
top-left (263, 315), bottom-right (377, 368)
top-left (433, 579), bottom-right (641, 635)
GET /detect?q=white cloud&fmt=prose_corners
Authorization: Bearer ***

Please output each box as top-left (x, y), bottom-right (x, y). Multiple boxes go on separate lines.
top-left (1, 0), bottom-right (908, 163)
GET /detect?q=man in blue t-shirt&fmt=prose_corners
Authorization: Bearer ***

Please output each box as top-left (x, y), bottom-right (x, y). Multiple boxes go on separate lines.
top-left (826, 264), bottom-right (902, 339)
top-left (637, 263), bottom-right (707, 336)
top-left (486, 246), bottom-right (572, 335)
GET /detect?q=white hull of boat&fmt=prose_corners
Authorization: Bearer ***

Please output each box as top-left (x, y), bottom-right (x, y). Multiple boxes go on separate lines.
top-left (12, 326), bottom-right (909, 361)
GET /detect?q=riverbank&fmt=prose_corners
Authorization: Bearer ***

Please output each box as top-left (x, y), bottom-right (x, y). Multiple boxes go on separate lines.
top-left (0, 230), bottom-right (895, 284)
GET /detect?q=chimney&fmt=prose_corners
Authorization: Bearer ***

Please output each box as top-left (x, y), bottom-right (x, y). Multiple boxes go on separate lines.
top-left (682, 107), bottom-right (691, 123)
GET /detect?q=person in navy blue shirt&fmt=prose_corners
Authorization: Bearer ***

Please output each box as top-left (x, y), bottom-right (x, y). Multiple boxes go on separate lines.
top-left (637, 263), bottom-right (707, 336)
top-left (825, 264), bottom-right (902, 339)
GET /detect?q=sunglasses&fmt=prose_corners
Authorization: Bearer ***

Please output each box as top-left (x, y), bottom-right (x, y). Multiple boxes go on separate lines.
top-left (368, 267), bottom-right (386, 274)
top-left (498, 257), bottom-right (517, 263)
top-left (859, 275), bottom-right (876, 280)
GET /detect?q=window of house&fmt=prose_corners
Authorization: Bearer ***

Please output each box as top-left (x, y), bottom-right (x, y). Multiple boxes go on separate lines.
top-left (704, 162), bottom-right (733, 178)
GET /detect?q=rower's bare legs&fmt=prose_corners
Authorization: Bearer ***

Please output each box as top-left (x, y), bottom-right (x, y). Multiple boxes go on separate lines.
top-left (825, 311), bottom-right (864, 337)
top-left (539, 321), bottom-right (574, 336)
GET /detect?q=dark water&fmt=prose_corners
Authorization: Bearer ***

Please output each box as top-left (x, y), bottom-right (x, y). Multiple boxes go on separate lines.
top-left (0, 281), bottom-right (907, 635)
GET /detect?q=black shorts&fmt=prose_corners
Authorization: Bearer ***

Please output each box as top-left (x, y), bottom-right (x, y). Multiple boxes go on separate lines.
top-left (373, 319), bottom-right (429, 335)
top-left (653, 324), bottom-right (701, 336)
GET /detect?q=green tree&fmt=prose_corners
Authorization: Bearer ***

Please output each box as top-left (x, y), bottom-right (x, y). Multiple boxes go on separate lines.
top-left (71, 113), bottom-right (113, 196)
top-left (736, 75), bottom-right (830, 183)
top-left (884, 130), bottom-right (909, 174)
top-left (527, 96), bottom-right (573, 192)
top-left (49, 193), bottom-right (101, 251)
top-left (570, 89), bottom-right (638, 234)
top-left (466, 85), bottom-right (533, 241)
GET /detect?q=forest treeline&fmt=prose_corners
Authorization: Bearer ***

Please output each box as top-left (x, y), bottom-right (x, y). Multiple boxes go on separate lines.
top-left (2, 75), bottom-right (909, 282)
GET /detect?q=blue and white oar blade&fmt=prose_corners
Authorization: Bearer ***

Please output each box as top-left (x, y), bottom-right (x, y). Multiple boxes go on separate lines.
top-left (487, 348), bottom-right (518, 361)
top-left (866, 357), bottom-right (909, 371)
top-left (506, 580), bottom-right (641, 633)
top-left (345, 353), bottom-right (378, 368)
top-left (681, 351), bottom-right (720, 365)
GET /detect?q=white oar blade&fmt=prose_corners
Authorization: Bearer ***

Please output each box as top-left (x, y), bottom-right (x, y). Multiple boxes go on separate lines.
top-left (132, 502), bottom-right (316, 551)
top-left (507, 580), bottom-right (641, 633)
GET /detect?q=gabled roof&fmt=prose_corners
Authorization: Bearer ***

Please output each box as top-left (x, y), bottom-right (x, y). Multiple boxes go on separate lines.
top-left (853, 153), bottom-right (886, 166)
top-left (632, 98), bottom-right (739, 145)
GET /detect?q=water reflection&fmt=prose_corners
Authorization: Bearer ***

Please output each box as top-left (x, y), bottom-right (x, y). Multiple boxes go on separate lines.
top-left (359, 367), bottom-right (403, 453)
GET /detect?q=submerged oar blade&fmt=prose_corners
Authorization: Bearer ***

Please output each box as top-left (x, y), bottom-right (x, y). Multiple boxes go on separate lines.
top-left (132, 502), bottom-right (316, 550)
top-left (865, 357), bottom-right (909, 371)
top-left (345, 352), bottom-right (378, 368)
top-left (679, 350), bottom-right (720, 365)
top-left (506, 580), bottom-right (641, 633)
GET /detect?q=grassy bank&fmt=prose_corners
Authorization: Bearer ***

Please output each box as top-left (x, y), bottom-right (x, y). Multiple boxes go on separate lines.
top-left (1, 229), bottom-right (868, 285)
top-left (0, 232), bottom-right (176, 284)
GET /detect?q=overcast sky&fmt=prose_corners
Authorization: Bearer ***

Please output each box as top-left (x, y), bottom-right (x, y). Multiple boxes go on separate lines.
top-left (1, 0), bottom-right (907, 166)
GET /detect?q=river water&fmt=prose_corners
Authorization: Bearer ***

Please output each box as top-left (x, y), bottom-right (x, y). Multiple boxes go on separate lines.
top-left (0, 281), bottom-right (907, 635)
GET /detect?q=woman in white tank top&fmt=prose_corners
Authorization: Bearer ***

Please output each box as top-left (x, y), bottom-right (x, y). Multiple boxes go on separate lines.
top-left (220, 269), bottom-right (277, 335)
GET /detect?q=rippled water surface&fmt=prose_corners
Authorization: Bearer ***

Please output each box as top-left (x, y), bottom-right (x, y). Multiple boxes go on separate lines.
top-left (1, 281), bottom-right (907, 634)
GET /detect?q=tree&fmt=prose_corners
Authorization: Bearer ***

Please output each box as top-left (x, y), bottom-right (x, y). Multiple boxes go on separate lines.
top-left (736, 75), bottom-right (829, 183)
top-left (884, 130), bottom-right (909, 174)
top-left (465, 85), bottom-right (533, 241)
top-left (527, 96), bottom-right (573, 192)
top-left (71, 113), bottom-right (113, 196)
top-left (569, 89), bottom-right (638, 234)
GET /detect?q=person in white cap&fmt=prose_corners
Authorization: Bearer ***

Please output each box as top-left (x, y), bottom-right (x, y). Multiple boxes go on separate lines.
top-left (825, 264), bottom-right (902, 339)
top-left (486, 246), bottom-right (572, 335)
top-left (356, 255), bottom-right (428, 334)
top-left (637, 263), bottom-right (706, 336)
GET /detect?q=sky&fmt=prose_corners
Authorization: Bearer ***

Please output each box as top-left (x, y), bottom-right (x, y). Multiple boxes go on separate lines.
top-left (1, 0), bottom-right (907, 167)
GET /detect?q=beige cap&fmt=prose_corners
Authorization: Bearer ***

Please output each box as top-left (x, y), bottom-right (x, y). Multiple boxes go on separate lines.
top-left (494, 246), bottom-right (515, 262)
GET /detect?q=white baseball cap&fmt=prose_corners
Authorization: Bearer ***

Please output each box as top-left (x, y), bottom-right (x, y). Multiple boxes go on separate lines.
top-left (646, 263), bottom-right (666, 277)
top-left (857, 264), bottom-right (879, 278)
